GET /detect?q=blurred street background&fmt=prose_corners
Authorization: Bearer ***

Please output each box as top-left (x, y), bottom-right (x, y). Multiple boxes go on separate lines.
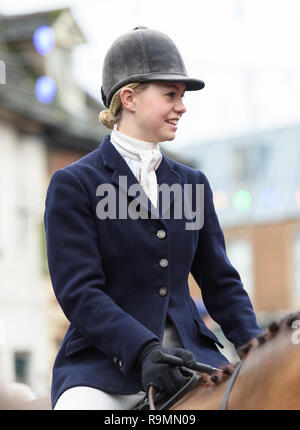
top-left (0, 0), bottom-right (300, 403)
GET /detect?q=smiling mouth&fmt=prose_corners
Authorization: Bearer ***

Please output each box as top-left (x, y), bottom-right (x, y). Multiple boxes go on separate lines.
top-left (165, 119), bottom-right (179, 126)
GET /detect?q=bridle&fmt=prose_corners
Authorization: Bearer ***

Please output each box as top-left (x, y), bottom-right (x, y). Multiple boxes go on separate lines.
top-left (136, 313), bottom-right (300, 411)
top-left (219, 361), bottom-right (243, 410)
top-left (137, 358), bottom-right (243, 411)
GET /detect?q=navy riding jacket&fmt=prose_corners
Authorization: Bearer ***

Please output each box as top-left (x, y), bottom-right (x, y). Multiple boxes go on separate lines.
top-left (44, 135), bottom-right (262, 407)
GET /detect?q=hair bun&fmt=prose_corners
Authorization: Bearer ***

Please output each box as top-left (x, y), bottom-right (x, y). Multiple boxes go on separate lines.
top-left (98, 110), bottom-right (115, 130)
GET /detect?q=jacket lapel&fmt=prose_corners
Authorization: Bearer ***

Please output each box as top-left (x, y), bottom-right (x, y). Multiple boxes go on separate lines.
top-left (155, 156), bottom-right (184, 219)
top-left (98, 135), bottom-right (183, 221)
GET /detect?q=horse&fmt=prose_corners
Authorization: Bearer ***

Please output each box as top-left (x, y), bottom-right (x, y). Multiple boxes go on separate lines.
top-left (166, 310), bottom-right (300, 410)
top-left (4, 311), bottom-right (300, 410)
top-left (0, 382), bottom-right (51, 410)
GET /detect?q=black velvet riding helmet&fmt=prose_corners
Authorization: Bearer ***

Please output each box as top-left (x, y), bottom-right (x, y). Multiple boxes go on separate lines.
top-left (101, 26), bottom-right (205, 108)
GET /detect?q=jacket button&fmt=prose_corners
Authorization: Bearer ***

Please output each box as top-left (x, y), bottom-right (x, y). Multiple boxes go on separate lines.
top-left (159, 287), bottom-right (168, 296)
top-left (157, 229), bottom-right (166, 239)
top-left (159, 258), bottom-right (168, 268)
top-left (113, 357), bottom-right (123, 367)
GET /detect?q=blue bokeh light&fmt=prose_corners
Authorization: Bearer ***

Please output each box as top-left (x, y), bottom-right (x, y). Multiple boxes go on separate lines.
top-left (261, 187), bottom-right (278, 209)
top-left (35, 76), bottom-right (56, 103)
top-left (33, 26), bottom-right (55, 55)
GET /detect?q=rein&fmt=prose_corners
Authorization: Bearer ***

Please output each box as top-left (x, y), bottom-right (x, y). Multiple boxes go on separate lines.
top-left (219, 361), bottom-right (243, 410)
top-left (137, 311), bottom-right (300, 410)
top-left (148, 369), bottom-right (200, 410)
top-left (141, 359), bottom-right (244, 411)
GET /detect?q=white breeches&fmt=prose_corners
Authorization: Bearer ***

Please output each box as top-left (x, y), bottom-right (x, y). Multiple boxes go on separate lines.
top-left (54, 386), bottom-right (145, 410)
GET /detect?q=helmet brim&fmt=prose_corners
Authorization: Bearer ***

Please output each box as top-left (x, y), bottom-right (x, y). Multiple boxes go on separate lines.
top-left (138, 73), bottom-right (205, 91)
top-left (103, 74), bottom-right (205, 107)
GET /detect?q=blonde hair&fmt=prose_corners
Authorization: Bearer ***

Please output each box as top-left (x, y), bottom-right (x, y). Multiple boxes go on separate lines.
top-left (98, 82), bottom-right (148, 130)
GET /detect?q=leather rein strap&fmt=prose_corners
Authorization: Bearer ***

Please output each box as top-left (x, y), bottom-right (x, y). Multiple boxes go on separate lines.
top-left (147, 368), bottom-right (200, 410)
top-left (147, 361), bottom-right (243, 410)
top-left (220, 361), bottom-right (243, 410)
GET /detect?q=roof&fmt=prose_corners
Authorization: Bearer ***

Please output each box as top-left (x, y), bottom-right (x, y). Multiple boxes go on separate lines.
top-left (185, 124), bottom-right (300, 227)
top-left (0, 8), bottom-right (85, 44)
top-left (0, 8), bottom-right (196, 164)
top-left (0, 8), bottom-right (106, 152)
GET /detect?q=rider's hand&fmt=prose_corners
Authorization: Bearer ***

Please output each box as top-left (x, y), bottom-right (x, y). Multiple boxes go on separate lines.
top-left (136, 341), bottom-right (197, 396)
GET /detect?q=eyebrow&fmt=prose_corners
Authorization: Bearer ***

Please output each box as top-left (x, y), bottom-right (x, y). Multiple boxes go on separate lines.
top-left (165, 84), bottom-right (180, 90)
top-left (163, 84), bottom-right (186, 94)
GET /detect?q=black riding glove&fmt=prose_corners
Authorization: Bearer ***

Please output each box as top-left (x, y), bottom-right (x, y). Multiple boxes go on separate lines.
top-left (136, 341), bottom-right (197, 396)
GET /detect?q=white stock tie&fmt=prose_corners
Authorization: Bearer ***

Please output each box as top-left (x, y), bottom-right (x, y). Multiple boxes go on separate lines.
top-left (110, 125), bottom-right (162, 208)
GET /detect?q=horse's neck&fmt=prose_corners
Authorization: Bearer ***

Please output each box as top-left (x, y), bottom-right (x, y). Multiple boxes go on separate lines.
top-left (173, 320), bottom-right (300, 410)
top-left (229, 326), bottom-right (300, 409)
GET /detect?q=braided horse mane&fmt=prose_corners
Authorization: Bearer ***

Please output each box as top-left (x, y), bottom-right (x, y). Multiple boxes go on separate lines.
top-left (171, 311), bottom-right (300, 410)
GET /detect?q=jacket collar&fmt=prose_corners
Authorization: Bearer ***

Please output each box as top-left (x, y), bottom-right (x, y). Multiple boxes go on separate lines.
top-left (98, 134), bottom-right (183, 220)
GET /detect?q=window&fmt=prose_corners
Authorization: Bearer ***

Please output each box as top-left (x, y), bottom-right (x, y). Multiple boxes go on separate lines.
top-left (14, 351), bottom-right (30, 384)
top-left (40, 221), bottom-right (49, 275)
top-left (226, 237), bottom-right (254, 299)
top-left (231, 144), bottom-right (270, 183)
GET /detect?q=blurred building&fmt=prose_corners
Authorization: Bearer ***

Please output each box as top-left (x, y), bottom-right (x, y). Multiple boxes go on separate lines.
top-left (187, 124), bottom-right (300, 336)
top-left (0, 8), bottom-right (108, 396)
